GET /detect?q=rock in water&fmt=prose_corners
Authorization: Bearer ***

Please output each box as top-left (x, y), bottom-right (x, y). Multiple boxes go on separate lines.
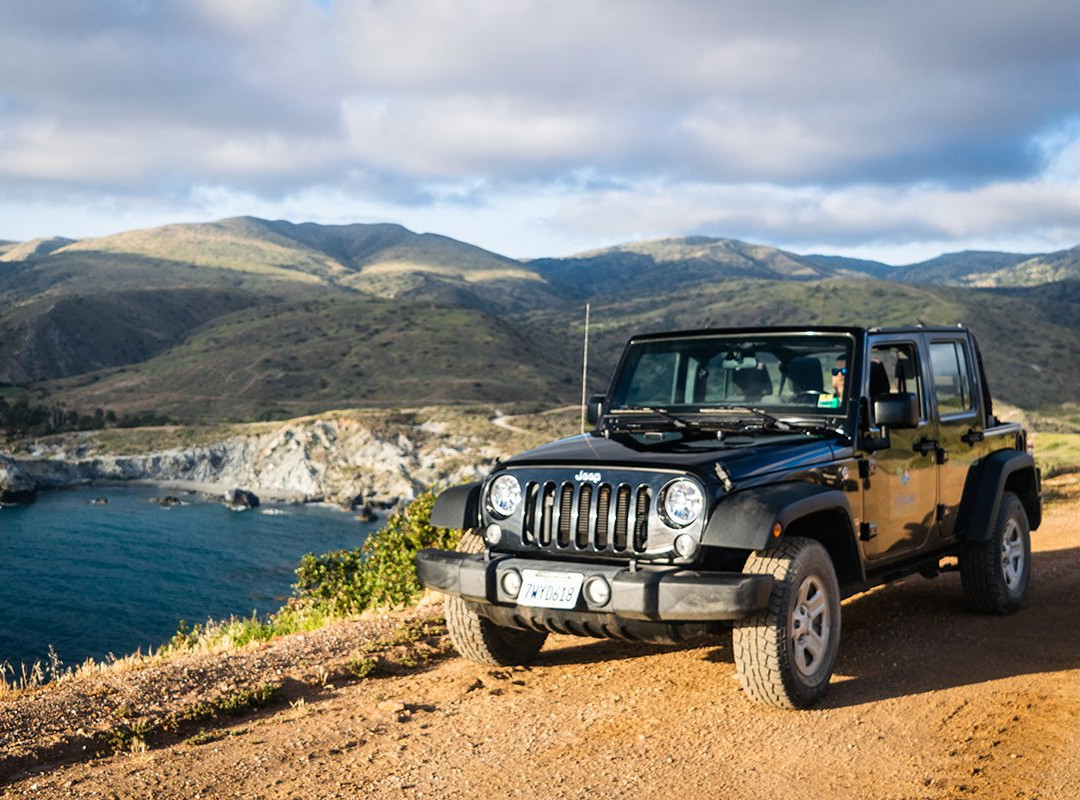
top-left (149, 495), bottom-right (183, 507)
top-left (0, 459), bottom-right (37, 505)
top-left (225, 487), bottom-right (260, 510)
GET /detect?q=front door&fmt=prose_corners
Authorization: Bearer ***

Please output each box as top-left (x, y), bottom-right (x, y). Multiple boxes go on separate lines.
top-left (861, 339), bottom-right (939, 562)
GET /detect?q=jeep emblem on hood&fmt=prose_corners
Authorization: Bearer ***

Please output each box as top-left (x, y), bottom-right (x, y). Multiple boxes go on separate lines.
top-left (575, 470), bottom-right (602, 483)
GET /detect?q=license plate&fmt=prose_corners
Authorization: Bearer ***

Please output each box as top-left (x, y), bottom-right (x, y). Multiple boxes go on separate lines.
top-left (517, 570), bottom-right (583, 609)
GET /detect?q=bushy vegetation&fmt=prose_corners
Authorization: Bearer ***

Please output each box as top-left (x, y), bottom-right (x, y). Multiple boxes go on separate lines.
top-left (292, 490), bottom-right (462, 614)
top-left (0, 393), bottom-right (170, 439)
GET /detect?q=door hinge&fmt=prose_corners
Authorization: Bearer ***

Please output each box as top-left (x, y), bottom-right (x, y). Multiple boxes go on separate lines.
top-left (859, 521), bottom-right (878, 541)
top-left (935, 503), bottom-right (946, 523)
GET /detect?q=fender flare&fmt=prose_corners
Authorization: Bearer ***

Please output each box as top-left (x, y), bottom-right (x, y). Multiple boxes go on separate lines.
top-left (702, 482), bottom-right (856, 551)
top-left (955, 450), bottom-right (1041, 541)
top-left (430, 481), bottom-right (482, 530)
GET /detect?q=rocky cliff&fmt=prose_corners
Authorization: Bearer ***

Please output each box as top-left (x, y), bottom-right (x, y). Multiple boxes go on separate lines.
top-left (1, 415), bottom-right (503, 508)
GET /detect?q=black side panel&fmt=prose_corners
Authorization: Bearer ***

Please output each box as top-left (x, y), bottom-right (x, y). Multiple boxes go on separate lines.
top-left (955, 450), bottom-right (1041, 540)
top-left (430, 481), bottom-right (482, 529)
top-left (702, 482), bottom-right (854, 551)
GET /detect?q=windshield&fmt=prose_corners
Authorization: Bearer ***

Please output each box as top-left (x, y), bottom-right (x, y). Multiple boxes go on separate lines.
top-left (609, 333), bottom-right (854, 415)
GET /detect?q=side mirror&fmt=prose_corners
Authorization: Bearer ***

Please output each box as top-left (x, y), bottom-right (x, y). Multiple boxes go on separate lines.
top-left (873, 393), bottom-right (919, 429)
top-left (586, 393), bottom-right (605, 426)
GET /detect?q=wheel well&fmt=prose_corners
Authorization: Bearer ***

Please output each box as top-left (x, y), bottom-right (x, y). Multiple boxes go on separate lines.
top-left (1004, 468), bottom-right (1041, 530)
top-left (782, 510), bottom-right (862, 588)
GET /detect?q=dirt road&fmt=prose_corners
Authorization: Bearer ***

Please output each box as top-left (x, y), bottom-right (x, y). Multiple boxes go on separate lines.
top-left (4, 478), bottom-right (1079, 799)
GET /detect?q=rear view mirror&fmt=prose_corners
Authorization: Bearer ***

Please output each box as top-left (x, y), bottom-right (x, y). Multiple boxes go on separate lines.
top-left (874, 393), bottom-right (919, 429)
top-left (720, 355), bottom-right (758, 369)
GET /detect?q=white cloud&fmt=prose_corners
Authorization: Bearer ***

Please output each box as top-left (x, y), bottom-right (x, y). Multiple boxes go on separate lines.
top-left (2, 0), bottom-right (1080, 261)
top-left (340, 94), bottom-right (622, 177)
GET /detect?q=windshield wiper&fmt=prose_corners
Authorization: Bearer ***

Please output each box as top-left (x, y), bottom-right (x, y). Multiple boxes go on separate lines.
top-left (601, 406), bottom-right (698, 431)
top-left (635, 406), bottom-right (697, 428)
top-left (788, 419), bottom-right (852, 443)
top-left (699, 406), bottom-right (793, 432)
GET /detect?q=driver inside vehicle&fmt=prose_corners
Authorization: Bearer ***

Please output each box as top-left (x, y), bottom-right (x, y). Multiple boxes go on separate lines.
top-left (832, 357), bottom-right (847, 397)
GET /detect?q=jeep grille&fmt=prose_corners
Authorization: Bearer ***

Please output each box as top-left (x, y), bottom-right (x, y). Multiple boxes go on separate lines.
top-left (521, 480), bottom-right (651, 555)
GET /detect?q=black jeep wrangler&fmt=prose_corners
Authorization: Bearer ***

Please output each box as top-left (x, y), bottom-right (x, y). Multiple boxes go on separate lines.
top-left (417, 326), bottom-right (1041, 708)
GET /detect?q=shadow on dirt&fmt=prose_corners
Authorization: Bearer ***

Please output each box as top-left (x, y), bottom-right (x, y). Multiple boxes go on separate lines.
top-left (526, 545), bottom-right (1080, 709)
top-left (533, 636), bottom-right (719, 669)
top-left (819, 545), bottom-right (1080, 707)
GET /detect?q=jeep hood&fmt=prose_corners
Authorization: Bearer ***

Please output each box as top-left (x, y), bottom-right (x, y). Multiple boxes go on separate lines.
top-left (500, 431), bottom-right (841, 484)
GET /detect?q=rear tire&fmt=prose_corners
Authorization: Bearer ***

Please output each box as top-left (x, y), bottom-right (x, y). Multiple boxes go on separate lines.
top-left (444, 530), bottom-right (548, 666)
top-left (960, 491), bottom-right (1030, 614)
top-left (733, 537), bottom-right (841, 709)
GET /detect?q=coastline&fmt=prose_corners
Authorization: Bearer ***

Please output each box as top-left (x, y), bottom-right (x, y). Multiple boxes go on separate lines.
top-left (2, 413), bottom-right (497, 511)
top-left (124, 478), bottom-right (311, 504)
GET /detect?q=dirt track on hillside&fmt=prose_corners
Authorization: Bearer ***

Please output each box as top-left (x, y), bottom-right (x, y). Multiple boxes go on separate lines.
top-left (4, 478), bottom-right (1080, 800)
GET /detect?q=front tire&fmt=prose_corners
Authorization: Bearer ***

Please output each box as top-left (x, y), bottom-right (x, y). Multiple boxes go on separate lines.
top-left (733, 537), bottom-right (841, 709)
top-left (444, 530), bottom-right (548, 666)
top-left (960, 491), bottom-right (1031, 614)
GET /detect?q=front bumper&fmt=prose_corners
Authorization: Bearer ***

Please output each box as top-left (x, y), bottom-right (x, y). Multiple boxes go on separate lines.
top-left (416, 548), bottom-right (773, 623)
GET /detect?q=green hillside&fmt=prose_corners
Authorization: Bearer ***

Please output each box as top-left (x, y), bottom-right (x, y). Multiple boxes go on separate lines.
top-left (0, 287), bottom-right (261, 384)
top-left (1, 218), bottom-right (1077, 422)
top-left (530, 236), bottom-right (832, 298)
top-left (807, 251), bottom-right (1041, 289)
top-left (970, 246), bottom-right (1080, 287)
top-left (44, 295), bottom-right (581, 421)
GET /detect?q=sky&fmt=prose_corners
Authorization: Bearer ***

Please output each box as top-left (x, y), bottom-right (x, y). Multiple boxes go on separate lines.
top-left (1, 0), bottom-right (1080, 264)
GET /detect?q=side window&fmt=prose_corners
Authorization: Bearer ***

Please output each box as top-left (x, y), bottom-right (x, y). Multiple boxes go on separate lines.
top-left (869, 342), bottom-right (923, 422)
top-left (929, 341), bottom-right (975, 415)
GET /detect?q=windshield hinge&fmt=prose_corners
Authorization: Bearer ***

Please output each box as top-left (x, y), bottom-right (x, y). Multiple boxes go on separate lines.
top-left (714, 462), bottom-right (735, 492)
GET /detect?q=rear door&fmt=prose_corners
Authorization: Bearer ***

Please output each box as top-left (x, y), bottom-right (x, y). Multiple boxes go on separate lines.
top-left (927, 335), bottom-right (993, 541)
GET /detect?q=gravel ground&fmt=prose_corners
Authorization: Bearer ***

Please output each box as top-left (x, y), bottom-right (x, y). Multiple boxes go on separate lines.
top-left (3, 477), bottom-right (1079, 799)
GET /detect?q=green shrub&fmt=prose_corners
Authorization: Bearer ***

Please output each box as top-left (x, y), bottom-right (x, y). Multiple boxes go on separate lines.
top-left (293, 490), bottom-right (462, 615)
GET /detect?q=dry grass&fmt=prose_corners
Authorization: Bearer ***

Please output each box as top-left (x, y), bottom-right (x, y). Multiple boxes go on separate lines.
top-left (0, 646), bottom-right (159, 701)
top-left (1032, 432), bottom-right (1080, 478)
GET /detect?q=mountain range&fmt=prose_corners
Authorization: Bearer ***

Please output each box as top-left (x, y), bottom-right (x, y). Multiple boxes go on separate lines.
top-left (1, 216), bottom-right (1077, 420)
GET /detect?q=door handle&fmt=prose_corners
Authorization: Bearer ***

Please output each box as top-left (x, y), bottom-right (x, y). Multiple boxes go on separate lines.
top-left (913, 438), bottom-right (939, 456)
top-left (961, 428), bottom-right (985, 445)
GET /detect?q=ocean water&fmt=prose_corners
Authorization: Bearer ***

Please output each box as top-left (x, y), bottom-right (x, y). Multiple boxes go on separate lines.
top-left (0, 485), bottom-right (379, 674)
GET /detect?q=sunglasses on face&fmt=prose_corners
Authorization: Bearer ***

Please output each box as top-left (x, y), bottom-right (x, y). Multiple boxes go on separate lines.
top-left (831, 367), bottom-right (847, 376)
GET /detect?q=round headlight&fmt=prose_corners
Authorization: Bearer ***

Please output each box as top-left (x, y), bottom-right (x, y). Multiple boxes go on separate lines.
top-left (487, 474), bottom-right (521, 518)
top-left (662, 479), bottom-right (703, 528)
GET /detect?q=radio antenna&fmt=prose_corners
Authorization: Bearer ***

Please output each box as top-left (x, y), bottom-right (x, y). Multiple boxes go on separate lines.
top-left (580, 302), bottom-right (591, 434)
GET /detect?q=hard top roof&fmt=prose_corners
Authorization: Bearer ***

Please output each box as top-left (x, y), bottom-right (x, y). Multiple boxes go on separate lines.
top-left (627, 323), bottom-right (969, 342)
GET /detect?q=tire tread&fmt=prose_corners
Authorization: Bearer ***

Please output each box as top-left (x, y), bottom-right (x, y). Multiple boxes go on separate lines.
top-left (443, 531), bottom-right (547, 666)
top-left (732, 537), bottom-right (840, 709)
top-left (960, 491), bottom-right (1030, 615)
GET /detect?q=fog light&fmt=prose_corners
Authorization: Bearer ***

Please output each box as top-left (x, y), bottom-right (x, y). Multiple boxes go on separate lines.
top-left (674, 534), bottom-right (698, 559)
top-left (583, 576), bottom-right (611, 607)
top-left (485, 523), bottom-right (503, 545)
top-left (500, 569), bottom-right (522, 598)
